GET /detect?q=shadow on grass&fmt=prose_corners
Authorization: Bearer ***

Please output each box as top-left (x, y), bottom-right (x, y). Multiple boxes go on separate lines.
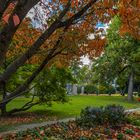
top-left (31, 109), bottom-right (74, 119)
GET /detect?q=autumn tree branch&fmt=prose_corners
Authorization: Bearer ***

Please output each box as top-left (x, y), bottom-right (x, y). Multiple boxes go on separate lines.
top-left (0, 0), bottom-right (14, 20)
top-left (0, 25), bottom-right (69, 107)
top-left (0, 0), bottom-right (97, 85)
top-left (0, 0), bottom-right (40, 66)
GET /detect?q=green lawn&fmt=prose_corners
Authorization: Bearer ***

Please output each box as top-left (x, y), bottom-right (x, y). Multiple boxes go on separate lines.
top-left (7, 95), bottom-right (140, 118)
top-left (0, 95), bottom-right (139, 132)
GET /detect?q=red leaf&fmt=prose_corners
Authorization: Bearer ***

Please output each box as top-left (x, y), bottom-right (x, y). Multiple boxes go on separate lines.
top-left (13, 14), bottom-right (20, 26)
top-left (3, 14), bottom-right (10, 23)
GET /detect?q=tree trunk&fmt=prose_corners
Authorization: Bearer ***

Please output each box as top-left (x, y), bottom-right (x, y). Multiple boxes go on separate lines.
top-left (0, 83), bottom-right (7, 116)
top-left (1, 103), bottom-right (6, 116)
top-left (127, 69), bottom-right (134, 101)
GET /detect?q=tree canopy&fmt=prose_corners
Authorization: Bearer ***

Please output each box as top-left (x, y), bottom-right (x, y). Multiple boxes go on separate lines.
top-left (0, 0), bottom-right (139, 115)
top-left (92, 16), bottom-right (140, 100)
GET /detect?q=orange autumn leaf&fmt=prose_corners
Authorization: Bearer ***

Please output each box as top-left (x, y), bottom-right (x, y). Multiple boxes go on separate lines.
top-left (3, 14), bottom-right (10, 23)
top-left (104, 0), bottom-right (109, 7)
top-left (13, 14), bottom-right (20, 26)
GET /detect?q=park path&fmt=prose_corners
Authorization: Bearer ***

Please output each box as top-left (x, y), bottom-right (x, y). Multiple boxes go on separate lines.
top-left (0, 108), bottom-right (140, 137)
top-left (125, 108), bottom-right (140, 112)
top-left (0, 117), bottom-right (75, 137)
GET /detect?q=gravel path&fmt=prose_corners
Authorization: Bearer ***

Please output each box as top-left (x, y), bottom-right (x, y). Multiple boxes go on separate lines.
top-left (0, 108), bottom-right (140, 137)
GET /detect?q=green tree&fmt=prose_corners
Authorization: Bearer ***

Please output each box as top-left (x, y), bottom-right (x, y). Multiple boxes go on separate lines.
top-left (3, 65), bottom-right (75, 115)
top-left (92, 16), bottom-right (140, 101)
top-left (70, 59), bottom-right (94, 85)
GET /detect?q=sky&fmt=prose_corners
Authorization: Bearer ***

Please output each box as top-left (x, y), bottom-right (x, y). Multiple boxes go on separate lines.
top-left (81, 56), bottom-right (90, 65)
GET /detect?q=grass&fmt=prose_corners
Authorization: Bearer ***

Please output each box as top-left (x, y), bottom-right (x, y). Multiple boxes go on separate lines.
top-left (0, 95), bottom-right (139, 133)
top-left (7, 95), bottom-right (140, 118)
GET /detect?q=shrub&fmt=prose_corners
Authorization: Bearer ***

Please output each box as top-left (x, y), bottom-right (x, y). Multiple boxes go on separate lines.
top-left (104, 104), bottom-right (126, 125)
top-left (126, 112), bottom-right (140, 126)
top-left (84, 84), bottom-right (116, 95)
top-left (138, 98), bottom-right (140, 102)
top-left (76, 104), bottom-right (126, 127)
top-left (105, 86), bottom-right (116, 95)
top-left (84, 85), bottom-right (97, 94)
top-left (76, 106), bottom-right (104, 127)
top-left (97, 85), bottom-right (116, 95)
top-left (97, 85), bottom-right (107, 94)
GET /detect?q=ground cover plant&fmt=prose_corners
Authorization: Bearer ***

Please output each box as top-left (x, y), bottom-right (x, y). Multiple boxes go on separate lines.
top-left (2, 122), bottom-right (140, 140)
top-left (127, 112), bottom-right (140, 127)
top-left (1, 105), bottom-right (140, 140)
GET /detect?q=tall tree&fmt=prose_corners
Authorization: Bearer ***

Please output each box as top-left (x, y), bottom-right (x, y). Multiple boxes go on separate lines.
top-left (0, 0), bottom-right (139, 115)
top-left (92, 16), bottom-right (140, 101)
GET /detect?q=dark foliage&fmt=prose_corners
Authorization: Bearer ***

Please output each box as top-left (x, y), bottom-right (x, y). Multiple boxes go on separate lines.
top-left (84, 85), bottom-right (97, 94)
top-left (76, 104), bottom-right (126, 127)
top-left (104, 104), bottom-right (126, 125)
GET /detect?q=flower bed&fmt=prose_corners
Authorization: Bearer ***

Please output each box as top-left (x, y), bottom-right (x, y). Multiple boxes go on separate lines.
top-left (1, 105), bottom-right (140, 140)
top-left (1, 121), bottom-right (140, 140)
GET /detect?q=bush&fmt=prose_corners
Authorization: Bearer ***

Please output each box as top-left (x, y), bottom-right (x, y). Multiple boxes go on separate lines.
top-left (105, 86), bottom-right (116, 95)
top-left (84, 84), bottom-right (116, 95)
top-left (84, 85), bottom-right (97, 94)
top-left (76, 104), bottom-right (126, 127)
top-left (104, 104), bottom-right (126, 125)
top-left (77, 106), bottom-right (104, 127)
top-left (97, 85), bottom-right (116, 95)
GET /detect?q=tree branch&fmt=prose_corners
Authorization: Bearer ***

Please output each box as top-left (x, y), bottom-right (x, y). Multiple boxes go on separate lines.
top-left (0, 0), bottom-right (15, 20)
top-left (0, 0), bottom-right (98, 107)
top-left (58, 0), bottom-right (97, 27)
top-left (0, 25), bottom-right (69, 107)
top-left (0, 0), bottom-right (72, 84)
top-left (0, 0), bottom-right (40, 66)
top-left (7, 101), bottom-right (40, 115)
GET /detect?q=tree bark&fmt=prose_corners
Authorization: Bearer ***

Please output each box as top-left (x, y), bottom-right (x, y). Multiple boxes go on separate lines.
top-left (127, 69), bottom-right (134, 101)
top-left (0, 82), bottom-right (7, 116)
